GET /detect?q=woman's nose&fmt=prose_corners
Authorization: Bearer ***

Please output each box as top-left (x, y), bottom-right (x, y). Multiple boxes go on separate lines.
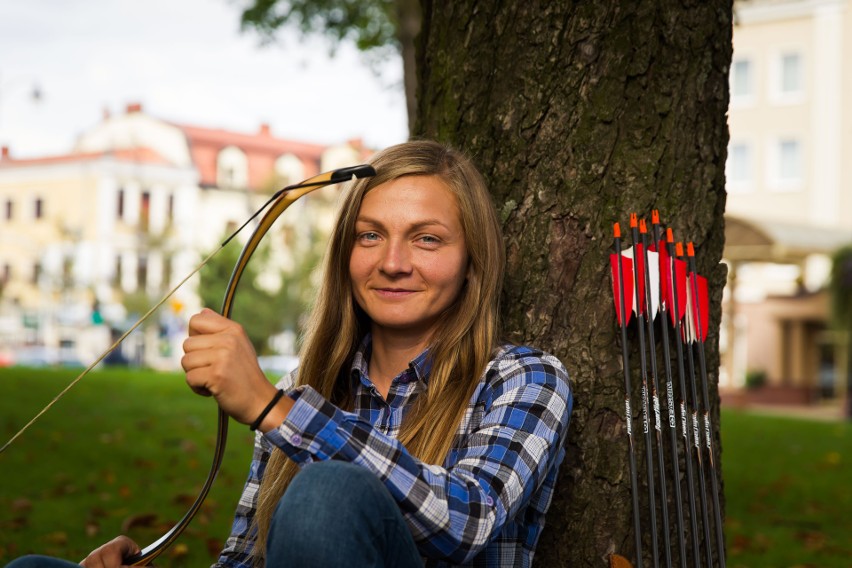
top-left (380, 239), bottom-right (412, 275)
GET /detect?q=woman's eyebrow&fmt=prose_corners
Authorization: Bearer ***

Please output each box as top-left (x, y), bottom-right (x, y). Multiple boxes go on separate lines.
top-left (355, 216), bottom-right (452, 231)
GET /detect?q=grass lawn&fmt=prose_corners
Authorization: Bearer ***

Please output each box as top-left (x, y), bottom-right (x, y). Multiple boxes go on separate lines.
top-left (0, 367), bottom-right (256, 566)
top-left (1, 367), bottom-right (850, 567)
top-left (721, 408), bottom-right (851, 568)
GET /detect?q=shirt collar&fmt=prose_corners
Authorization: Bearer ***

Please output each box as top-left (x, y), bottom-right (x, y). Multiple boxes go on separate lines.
top-left (350, 334), bottom-right (433, 387)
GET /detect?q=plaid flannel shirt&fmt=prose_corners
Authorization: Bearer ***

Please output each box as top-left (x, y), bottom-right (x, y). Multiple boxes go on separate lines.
top-left (214, 340), bottom-right (572, 567)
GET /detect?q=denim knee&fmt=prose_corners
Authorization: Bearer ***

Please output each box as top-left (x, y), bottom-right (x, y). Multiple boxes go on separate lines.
top-left (5, 556), bottom-right (81, 568)
top-left (265, 460), bottom-right (421, 567)
top-left (272, 460), bottom-right (395, 530)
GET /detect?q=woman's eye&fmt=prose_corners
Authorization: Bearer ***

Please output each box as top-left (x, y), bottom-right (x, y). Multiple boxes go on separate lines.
top-left (358, 231), bottom-right (380, 241)
top-left (419, 235), bottom-right (440, 245)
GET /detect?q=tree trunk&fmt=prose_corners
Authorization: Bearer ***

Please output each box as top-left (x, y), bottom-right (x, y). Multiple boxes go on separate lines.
top-left (394, 0), bottom-right (422, 135)
top-left (416, 1), bottom-right (732, 566)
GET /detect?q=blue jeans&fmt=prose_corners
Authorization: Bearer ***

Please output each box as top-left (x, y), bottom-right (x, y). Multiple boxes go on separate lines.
top-left (5, 461), bottom-right (422, 568)
top-left (4, 557), bottom-right (79, 568)
top-left (267, 460), bottom-right (423, 567)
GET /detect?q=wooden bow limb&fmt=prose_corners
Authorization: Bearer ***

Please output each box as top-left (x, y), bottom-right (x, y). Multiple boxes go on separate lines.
top-left (124, 163), bottom-right (375, 566)
top-left (0, 164), bottom-right (376, 566)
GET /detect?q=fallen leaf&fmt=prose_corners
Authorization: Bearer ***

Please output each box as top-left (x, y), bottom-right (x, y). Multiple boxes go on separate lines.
top-left (44, 532), bottom-right (68, 545)
top-left (10, 498), bottom-right (32, 513)
top-left (796, 530), bottom-right (827, 551)
top-left (121, 513), bottom-right (158, 532)
top-left (169, 543), bottom-right (189, 558)
top-left (205, 538), bottom-right (223, 558)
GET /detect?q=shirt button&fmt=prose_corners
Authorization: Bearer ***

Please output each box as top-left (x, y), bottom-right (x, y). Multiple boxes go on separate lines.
top-left (290, 434), bottom-right (302, 446)
top-left (486, 496), bottom-right (494, 507)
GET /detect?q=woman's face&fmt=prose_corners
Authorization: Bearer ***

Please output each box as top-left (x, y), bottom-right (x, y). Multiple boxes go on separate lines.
top-left (349, 174), bottom-right (469, 344)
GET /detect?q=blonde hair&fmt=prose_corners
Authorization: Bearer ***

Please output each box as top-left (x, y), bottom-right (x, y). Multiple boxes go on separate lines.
top-left (252, 140), bottom-right (506, 561)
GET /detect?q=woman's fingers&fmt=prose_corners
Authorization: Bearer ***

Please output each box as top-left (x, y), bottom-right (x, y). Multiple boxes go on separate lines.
top-left (180, 309), bottom-right (273, 424)
top-left (80, 535), bottom-right (141, 568)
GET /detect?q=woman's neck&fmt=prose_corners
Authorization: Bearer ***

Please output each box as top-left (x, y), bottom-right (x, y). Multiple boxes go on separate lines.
top-left (368, 328), bottom-right (429, 397)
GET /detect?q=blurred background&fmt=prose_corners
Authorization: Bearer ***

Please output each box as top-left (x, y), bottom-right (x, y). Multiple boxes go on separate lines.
top-left (0, 0), bottom-right (407, 371)
top-left (1, 0), bottom-right (850, 416)
top-left (0, 0), bottom-right (850, 565)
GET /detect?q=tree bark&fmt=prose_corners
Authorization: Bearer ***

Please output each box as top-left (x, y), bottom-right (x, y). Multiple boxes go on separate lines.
top-left (416, 1), bottom-right (732, 566)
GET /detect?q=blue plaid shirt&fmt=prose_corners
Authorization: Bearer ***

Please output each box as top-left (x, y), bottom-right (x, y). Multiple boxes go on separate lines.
top-left (215, 340), bottom-right (572, 567)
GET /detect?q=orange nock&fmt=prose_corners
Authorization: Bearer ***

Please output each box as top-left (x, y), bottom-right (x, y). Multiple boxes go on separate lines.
top-left (630, 212), bottom-right (638, 228)
top-left (639, 219), bottom-right (648, 233)
top-left (687, 242), bottom-right (695, 257)
top-left (613, 222), bottom-right (621, 238)
top-left (652, 210), bottom-right (660, 224)
top-left (676, 242), bottom-right (684, 257)
top-left (666, 227), bottom-right (674, 243)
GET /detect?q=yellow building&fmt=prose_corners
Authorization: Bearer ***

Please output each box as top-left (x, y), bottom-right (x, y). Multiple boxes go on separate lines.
top-left (0, 104), bottom-right (368, 368)
top-left (724, 0), bottom-right (852, 409)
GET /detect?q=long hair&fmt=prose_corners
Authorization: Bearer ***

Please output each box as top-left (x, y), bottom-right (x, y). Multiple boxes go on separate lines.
top-left (252, 140), bottom-right (506, 561)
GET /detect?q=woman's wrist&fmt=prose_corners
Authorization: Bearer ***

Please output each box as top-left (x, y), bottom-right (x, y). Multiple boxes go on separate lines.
top-left (253, 389), bottom-right (295, 433)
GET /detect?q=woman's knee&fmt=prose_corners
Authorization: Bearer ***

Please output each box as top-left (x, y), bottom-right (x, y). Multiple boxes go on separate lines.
top-left (266, 460), bottom-right (416, 566)
top-left (5, 556), bottom-right (81, 568)
top-left (273, 460), bottom-right (394, 527)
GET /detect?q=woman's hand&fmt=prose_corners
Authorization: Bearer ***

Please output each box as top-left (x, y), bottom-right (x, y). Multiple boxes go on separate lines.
top-left (80, 536), bottom-right (141, 567)
top-left (181, 308), bottom-right (280, 425)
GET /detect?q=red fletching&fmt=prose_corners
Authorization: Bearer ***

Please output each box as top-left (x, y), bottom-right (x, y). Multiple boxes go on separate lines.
top-left (687, 273), bottom-right (710, 342)
top-left (670, 258), bottom-right (688, 326)
top-left (610, 253), bottom-right (635, 326)
top-left (658, 240), bottom-right (669, 303)
top-left (626, 244), bottom-right (646, 316)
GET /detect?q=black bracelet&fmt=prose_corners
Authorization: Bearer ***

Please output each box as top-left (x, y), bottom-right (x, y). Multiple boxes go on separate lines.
top-left (249, 389), bottom-right (286, 431)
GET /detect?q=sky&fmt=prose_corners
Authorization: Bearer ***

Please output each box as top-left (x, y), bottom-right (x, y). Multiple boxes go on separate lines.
top-left (0, 0), bottom-right (409, 158)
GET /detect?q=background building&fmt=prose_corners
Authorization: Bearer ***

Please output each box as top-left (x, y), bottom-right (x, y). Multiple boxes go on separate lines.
top-left (0, 103), bottom-right (370, 369)
top-left (723, 0), bottom-right (852, 408)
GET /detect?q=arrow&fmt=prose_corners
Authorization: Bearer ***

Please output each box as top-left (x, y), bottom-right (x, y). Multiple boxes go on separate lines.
top-left (650, 212), bottom-right (687, 568)
top-left (639, 217), bottom-right (673, 568)
top-left (677, 242), bottom-right (714, 568)
top-left (666, 236), bottom-right (702, 567)
top-left (610, 222), bottom-right (645, 568)
top-left (686, 243), bottom-right (727, 568)
top-left (629, 213), bottom-right (661, 568)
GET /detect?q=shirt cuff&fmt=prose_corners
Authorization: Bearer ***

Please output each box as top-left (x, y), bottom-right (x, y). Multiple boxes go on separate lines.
top-left (263, 385), bottom-right (350, 465)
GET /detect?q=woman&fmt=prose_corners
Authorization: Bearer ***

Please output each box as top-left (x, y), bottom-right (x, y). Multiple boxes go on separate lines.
top-left (10, 140), bottom-right (572, 567)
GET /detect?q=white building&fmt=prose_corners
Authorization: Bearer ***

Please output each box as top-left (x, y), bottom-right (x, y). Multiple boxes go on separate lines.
top-left (0, 103), bottom-right (370, 369)
top-left (723, 0), bottom-right (852, 408)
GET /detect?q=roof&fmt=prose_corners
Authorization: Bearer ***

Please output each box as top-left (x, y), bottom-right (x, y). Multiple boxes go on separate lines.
top-left (0, 147), bottom-right (173, 168)
top-left (725, 215), bottom-right (852, 263)
top-left (174, 123), bottom-right (326, 190)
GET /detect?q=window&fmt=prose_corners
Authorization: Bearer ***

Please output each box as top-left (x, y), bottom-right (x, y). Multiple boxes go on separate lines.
top-left (217, 146), bottom-right (249, 189)
top-left (1, 263), bottom-right (10, 284)
top-left (167, 194), bottom-right (175, 223)
top-left (769, 137), bottom-right (803, 191)
top-left (771, 50), bottom-right (804, 104)
top-left (780, 53), bottom-right (802, 94)
top-left (137, 255), bottom-right (148, 290)
top-left (726, 142), bottom-right (753, 192)
top-left (34, 197), bottom-right (44, 220)
top-left (275, 153), bottom-right (305, 187)
top-left (117, 188), bottom-right (125, 220)
top-left (779, 139), bottom-right (801, 180)
top-left (730, 58), bottom-right (754, 104)
top-left (140, 191), bottom-right (151, 232)
top-left (32, 262), bottom-right (42, 285)
top-left (5, 199), bottom-right (12, 220)
top-left (114, 255), bottom-right (123, 287)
